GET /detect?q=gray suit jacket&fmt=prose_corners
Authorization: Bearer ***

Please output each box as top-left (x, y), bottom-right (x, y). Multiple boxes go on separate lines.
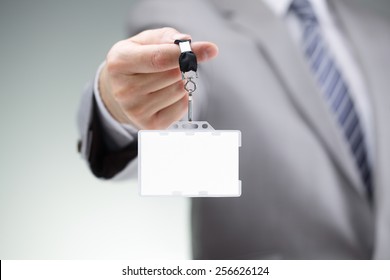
top-left (78, 0), bottom-right (390, 259)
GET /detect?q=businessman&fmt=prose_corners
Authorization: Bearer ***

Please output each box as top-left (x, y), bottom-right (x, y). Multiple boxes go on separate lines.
top-left (77, 0), bottom-right (390, 259)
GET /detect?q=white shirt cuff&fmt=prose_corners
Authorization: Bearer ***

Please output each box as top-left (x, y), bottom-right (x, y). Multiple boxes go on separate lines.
top-left (93, 62), bottom-right (138, 150)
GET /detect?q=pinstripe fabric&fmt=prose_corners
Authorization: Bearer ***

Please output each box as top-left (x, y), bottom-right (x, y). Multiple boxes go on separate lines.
top-left (290, 0), bottom-right (373, 199)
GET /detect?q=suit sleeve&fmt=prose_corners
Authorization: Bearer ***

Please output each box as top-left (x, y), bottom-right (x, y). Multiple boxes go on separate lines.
top-left (77, 0), bottom-right (212, 179)
top-left (77, 80), bottom-right (138, 179)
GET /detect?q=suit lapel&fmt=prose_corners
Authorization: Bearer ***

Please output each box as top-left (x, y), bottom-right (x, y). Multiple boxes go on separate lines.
top-left (213, 0), bottom-right (366, 196)
top-left (331, 0), bottom-right (390, 258)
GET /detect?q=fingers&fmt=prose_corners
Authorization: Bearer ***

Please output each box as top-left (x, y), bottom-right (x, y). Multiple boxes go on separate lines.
top-left (192, 41), bottom-right (219, 62)
top-left (153, 94), bottom-right (188, 128)
top-left (118, 43), bottom-right (183, 73)
top-left (123, 68), bottom-right (183, 97)
top-left (131, 27), bottom-right (192, 45)
top-left (123, 81), bottom-right (188, 129)
top-left (101, 27), bottom-right (219, 130)
top-left (108, 32), bottom-right (218, 74)
top-left (112, 41), bottom-right (218, 74)
top-left (143, 80), bottom-right (187, 119)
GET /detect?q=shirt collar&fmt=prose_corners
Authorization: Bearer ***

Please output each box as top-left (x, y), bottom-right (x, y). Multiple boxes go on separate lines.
top-left (262, 0), bottom-right (293, 17)
top-left (262, 0), bottom-right (329, 19)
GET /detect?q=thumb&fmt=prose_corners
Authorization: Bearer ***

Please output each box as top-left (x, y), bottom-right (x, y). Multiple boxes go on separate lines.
top-left (131, 27), bottom-right (192, 45)
top-left (191, 41), bottom-right (219, 62)
top-left (131, 27), bottom-right (219, 62)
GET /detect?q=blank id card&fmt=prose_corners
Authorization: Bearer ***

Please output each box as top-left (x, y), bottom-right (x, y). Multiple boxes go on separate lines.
top-left (138, 122), bottom-right (241, 197)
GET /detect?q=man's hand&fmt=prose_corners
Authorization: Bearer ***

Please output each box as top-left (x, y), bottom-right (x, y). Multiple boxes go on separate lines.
top-left (99, 27), bottom-right (219, 130)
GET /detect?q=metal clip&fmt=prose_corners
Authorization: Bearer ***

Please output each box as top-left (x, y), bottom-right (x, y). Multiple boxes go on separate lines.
top-left (184, 77), bottom-right (197, 122)
top-left (175, 39), bottom-right (198, 122)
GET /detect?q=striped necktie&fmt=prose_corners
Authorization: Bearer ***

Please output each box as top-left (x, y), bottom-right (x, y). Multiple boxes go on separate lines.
top-left (290, 0), bottom-right (373, 199)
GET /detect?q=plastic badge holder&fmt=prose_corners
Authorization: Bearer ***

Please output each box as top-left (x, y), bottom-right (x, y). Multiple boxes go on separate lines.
top-left (138, 121), bottom-right (241, 197)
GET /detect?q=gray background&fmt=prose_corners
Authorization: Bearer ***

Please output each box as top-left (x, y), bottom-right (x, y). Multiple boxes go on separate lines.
top-left (0, 0), bottom-right (190, 259)
top-left (0, 0), bottom-right (389, 259)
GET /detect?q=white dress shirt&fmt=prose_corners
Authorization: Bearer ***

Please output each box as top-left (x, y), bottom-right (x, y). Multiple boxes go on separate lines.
top-left (94, 0), bottom-right (374, 163)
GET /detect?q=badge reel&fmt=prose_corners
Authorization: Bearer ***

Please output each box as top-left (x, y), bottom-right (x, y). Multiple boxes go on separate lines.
top-left (138, 40), bottom-right (241, 197)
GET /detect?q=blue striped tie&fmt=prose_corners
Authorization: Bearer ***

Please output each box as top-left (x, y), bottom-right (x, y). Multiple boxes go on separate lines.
top-left (290, 0), bottom-right (373, 199)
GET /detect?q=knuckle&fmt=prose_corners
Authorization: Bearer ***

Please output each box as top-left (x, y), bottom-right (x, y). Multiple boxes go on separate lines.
top-left (112, 82), bottom-right (140, 101)
top-left (168, 68), bottom-right (182, 81)
top-left (148, 116), bottom-right (163, 130)
top-left (126, 83), bottom-right (140, 97)
top-left (176, 79), bottom-right (186, 90)
top-left (112, 88), bottom-right (126, 101)
top-left (130, 104), bottom-right (147, 119)
top-left (105, 55), bottom-right (118, 74)
top-left (105, 42), bottom-right (124, 73)
top-left (161, 27), bottom-right (178, 36)
top-left (138, 117), bottom-right (158, 129)
top-left (106, 40), bottom-right (140, 74)
top-left (150, 48), bottom-right (166, 71)
top-left (112, 86), bottom-right (131, 101)
top-left (174, 81), bottom-right (187, 96)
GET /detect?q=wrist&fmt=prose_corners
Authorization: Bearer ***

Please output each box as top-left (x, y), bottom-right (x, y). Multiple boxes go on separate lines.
top-left (99, 64), bottom-right (132, 125)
